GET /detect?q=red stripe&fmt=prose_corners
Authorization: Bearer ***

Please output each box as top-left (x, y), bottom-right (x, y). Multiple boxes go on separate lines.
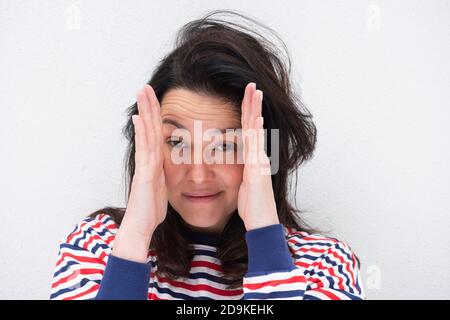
top-left (295, 259), bottom-right (334, 271)
top-left (294, 260), bottom-right (348, 291)
top-left (313, 287), bottom-right (342, 300)
top-left (67, 220), bottom-right (109, 244)
top-left (82, 234), bottom-right (115, 250)
top-left (52, 268), bottom-right (104, 289)
top-left (190, 260), bottom-right (223, 272)
top-left (67, 227), bottom-right (82, 243)
top-left (328, 267), bottom-right (345, 291)
top-left (299, 236), bottom-right (338, 243)
top-left (106, 223), bottom-right (118, 230)
top-left (306, 276), bottom-right (325, 289)
top-left (326, 248), bottom-right (356, 290)
top-left (157, 276), bottom-right (243, 297)
top-left (56, 252), bottom-right (106, 268)
top-left (62, 284), bottom-right (100, 300)
top-left (244, 275), bottom-right (306, 290)
top-left (149, 293), bottom-right (164, 300)
top-left (287, 241), bottom-right (328, 254)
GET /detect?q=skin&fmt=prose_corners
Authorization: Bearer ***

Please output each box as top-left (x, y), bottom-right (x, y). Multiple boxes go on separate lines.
top-left (113, 82), bottom-right (279, 263)
top-left (160, 88), bottom-right (244, 235)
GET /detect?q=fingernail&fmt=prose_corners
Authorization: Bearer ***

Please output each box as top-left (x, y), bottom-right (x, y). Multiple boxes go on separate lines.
top-left (257, 90), bottom-right (263, 101)
top-left (251, 82), bottom-right (256, 90)
top-left (132, 115), bottom-right (137, 125)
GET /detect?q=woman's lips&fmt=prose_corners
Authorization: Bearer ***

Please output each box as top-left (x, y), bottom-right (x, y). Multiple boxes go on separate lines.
top-left (183, 191), bottom-right (222, 203)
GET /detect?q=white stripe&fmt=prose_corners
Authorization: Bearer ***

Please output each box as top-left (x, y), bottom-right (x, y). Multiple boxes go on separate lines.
top-left (154, 279), bottom-right (242, 300)
top-left (327, 289), bottom-right (355, 300)
top-left (244, 281), bottom-right (307, 294)
top-left (152, 270), bottom-right (237, 291)
top-left (244, 268), bottom-right (304, 284)
top-left (52, 281), bottom-right (99, 300)
top-left (52, 262), bottom-right (105, 287)
top-left (51, 272), bottom-right (103, 295)
top-left (191, 244), bottom-right (218, 251)
top-left (304, 290), bottom-right (330, 300)
top-left (57, 245), bottom-right (105, 258)
top-left (74, 221), bottom-right (114, 253)
top-left (188, 266), bottom-right (223, 274)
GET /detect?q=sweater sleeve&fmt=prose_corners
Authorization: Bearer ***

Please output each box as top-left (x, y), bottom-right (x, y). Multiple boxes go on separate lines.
top-left (242, 224), bottom-right (365, 300)
top-left (50, 214), bottom-right (151, 300)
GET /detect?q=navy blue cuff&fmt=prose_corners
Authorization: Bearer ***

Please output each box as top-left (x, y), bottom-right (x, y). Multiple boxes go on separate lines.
top-left (95, 254), bottom-right (151, 300)
top-left (245, 224), bottom-right (296, 274)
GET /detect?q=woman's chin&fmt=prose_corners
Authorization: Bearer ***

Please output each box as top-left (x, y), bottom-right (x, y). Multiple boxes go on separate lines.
top-left (181, 215), bottom-right (223, 230)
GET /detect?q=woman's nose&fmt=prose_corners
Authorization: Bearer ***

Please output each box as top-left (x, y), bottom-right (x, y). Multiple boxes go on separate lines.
top-left (186, 163), bottom-right (214, 184)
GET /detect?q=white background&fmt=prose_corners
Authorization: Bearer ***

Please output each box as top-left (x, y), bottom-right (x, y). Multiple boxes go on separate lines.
top-left (0, 0), bottom-right (449, 299)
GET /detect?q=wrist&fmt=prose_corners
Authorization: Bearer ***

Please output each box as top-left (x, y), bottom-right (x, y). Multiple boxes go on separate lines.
top-left (112, 226), bottom-right (153, 263)
top-left (245, 216), bottom-right (280, 231)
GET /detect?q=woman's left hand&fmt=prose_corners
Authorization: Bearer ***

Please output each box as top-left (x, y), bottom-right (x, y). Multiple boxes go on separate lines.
top-left (237, 82), bottom-right (280, 231)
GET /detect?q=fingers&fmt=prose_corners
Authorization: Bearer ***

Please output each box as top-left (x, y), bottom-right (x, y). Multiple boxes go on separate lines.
top-left (242, 82), bottom-right (255, 130)
top-left (143, 84), bottom-right (163, 148)
top-left (248, 90), bottom-right (263, 161)
top-left (249, 89), bottom-right (263, 129)
top-left (134, 84), bottom-right (164, 172)
top-left (132, 114), bottom-right (150, 166)
top-left (242, 82), bottom-right (265, 166)
top-left (136, 89), bottom-right (156, 148)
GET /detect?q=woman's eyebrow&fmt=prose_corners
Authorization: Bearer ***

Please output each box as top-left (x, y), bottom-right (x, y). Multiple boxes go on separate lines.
top-left (162, 118), bottom-right (187, 129)
top-left (162, 118), bottom-right (239, 134)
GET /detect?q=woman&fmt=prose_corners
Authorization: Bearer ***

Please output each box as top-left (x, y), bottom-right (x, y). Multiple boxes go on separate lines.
top-left (50, 10), bottom-right (365, 300)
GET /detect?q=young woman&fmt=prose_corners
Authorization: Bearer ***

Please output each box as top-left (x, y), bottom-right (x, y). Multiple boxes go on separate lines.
top-left (50, 10), bottom-right (365, 300)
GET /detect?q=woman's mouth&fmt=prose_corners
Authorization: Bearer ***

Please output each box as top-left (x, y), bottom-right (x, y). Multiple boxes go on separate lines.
top-left (183, 191), bottom-right (222, 203)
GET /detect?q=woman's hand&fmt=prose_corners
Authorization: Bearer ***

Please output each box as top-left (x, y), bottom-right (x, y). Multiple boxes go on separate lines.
top-left (237, 83), bottom-right (280, 231)
top-left (112, 84), bottom-right (168, 263)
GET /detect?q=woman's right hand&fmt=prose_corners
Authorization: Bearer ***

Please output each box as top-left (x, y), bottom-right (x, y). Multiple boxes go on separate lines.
top-left (112, 84), bottom-right (168, 263)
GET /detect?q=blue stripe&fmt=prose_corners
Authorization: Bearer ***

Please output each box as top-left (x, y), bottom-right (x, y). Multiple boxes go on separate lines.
top-left (102, 216), bottom-right (114, 225)
top-left (295, 252), bottom-right (346, 269)
top-left (334, 243), bottom-right (353, 264)
top-left (243, 289), bottom-right (305, 300)
top-left (187, 272), bottom-right (235, 285)
top-left (59, 243), bottom-right (86, 252)
top-left (337, 264), bottom-right (354, 294)
top-left (90, 242), bottom-right (111, 255)
top-left (307, 268), bottom-right (354, 295)
top-left (293, 253), bottom-right (323, 262)
top-left (306, 270), bottom-right (335, 288)
top-left (304, 294), bottom-right (321, 300)
top-left (193, 249), bottom-right (217, 257)
top-left (333, 289), bottom-right (363, 300)
top-left (149, 283), bottom-right (215, 300)
top-left (53, 260), bottom-right (80, 278)
top-left (50, 278), bottom-right (101, 299)
top-left (290, 241), bottom-right (334, 249)
top-left (73, 224), bottom-right (113, 248)
top-left (294, 246), bottom-right (356, 295)
top-left (354, 275), bottom-right (362, 294)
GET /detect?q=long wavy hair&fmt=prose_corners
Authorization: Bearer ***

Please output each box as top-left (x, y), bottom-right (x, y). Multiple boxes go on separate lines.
top-left (89, 9), bottom-right (318, 289)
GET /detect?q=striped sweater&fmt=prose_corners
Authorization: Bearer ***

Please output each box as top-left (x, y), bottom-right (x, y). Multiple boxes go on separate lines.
top-left (50, 213), bottom-right (365, 300)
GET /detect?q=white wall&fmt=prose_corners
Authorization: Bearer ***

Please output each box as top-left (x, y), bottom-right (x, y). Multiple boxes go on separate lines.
top-left (0, 0), bottom-right (448, 299)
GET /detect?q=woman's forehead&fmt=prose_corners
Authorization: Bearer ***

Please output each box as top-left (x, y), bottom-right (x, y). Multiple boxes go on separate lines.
top-left (160, 88), bottom-right (241, 128)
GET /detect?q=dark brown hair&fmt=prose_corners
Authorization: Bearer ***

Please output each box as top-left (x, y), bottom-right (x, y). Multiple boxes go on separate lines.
top-left (89, 9), bottom-right (318, 289)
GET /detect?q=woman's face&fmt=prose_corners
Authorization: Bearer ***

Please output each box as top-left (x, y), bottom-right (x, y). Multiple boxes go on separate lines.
top-left (160, 88), bottom-right (244, 235)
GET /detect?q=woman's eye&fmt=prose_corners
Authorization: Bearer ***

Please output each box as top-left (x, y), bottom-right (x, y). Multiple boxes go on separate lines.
top-left (215, 142), bottom-right (236, 152)
top-left (166, 138), bottom-right (187, 149)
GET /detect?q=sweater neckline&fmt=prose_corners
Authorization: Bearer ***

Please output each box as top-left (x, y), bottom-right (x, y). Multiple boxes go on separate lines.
top-left (182, 226), bottom-right (221, 247)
